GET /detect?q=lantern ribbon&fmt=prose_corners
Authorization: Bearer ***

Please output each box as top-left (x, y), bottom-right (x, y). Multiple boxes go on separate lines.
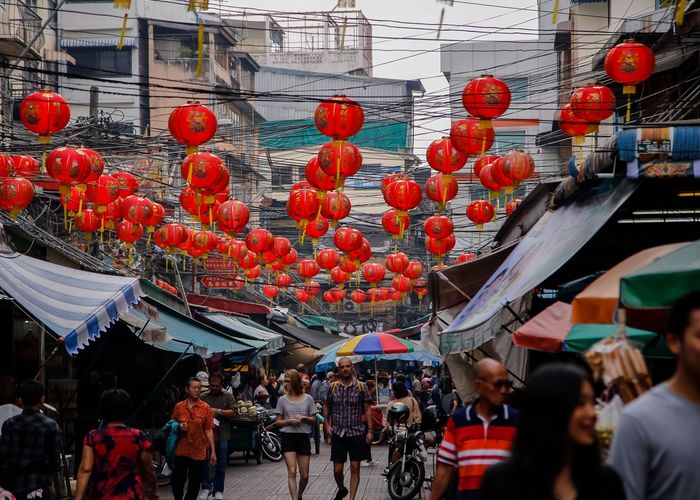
top-left (552, 0), bottom-right (559, 24)
top-left (196, 21), bottom-right (205, 77)
top-left (117, 14), bottom-right (128, 50)
top-left (676, 0), bottom-right (686, 25)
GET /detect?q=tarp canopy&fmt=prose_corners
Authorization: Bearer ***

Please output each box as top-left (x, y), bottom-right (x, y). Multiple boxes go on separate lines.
top-left (441, 179), bottom-right (638, 355)
top-left (293, 314), bottom-right (341, 334)
top-left (0, 251), bottom-right (143, 354)
top-left (272, 321), bottom-right (341, 349)
top-left (197, 312), bottom-right (285, 353)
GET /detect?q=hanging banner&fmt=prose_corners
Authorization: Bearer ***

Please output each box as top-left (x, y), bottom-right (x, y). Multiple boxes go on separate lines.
top-left (201, 275), bottom-right (241, 289)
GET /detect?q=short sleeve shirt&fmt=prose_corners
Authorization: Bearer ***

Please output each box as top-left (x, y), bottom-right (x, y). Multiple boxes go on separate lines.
top-left (276, 395), bottom-right (317, 434)
top-left (84, 426), bottom-right (151, 500)
top-left (171, 399), bottom-right (214, 460)
top-left (201, 391), bottom-right (236, 441)
top-left (326, 380), bottom-right (369, 437)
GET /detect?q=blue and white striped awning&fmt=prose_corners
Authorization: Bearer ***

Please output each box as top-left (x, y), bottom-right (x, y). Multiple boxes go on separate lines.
top-left (0, 252), bottom-right (143, 355)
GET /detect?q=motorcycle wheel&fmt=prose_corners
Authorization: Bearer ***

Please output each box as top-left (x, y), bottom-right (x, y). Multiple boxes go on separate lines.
top-left (261, 433), bottom-right (283, 462)
top-left (387, 460), bottom-right (425, 500)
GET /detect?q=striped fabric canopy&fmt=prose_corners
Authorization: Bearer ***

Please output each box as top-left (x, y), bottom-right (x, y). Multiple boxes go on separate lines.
top-left (336, 332), bottom-right (415, 356)
top-left (0, 252), bottom-right (143, 354)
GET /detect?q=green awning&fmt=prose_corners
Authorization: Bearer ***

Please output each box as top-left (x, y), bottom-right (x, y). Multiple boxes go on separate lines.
top-left (293, 314), bottom-right (340, 334)
top-left (564, 324), bottom-right (671, 358)
top-left (197, 312), bottom-right (285, 354)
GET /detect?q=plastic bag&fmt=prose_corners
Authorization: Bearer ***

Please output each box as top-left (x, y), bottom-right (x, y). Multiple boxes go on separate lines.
top-left (596, 394), bottom-right (624, 452)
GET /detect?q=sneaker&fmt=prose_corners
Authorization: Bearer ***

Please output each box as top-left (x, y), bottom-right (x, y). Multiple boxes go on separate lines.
top-left (360, 460), bottom-right (373, 467)
top-left (198, 491), bottom-right (211, 500)
top-left (333, 486), bottom-right (348, 500)
top-left (213, 493), bottom-right (224, 500)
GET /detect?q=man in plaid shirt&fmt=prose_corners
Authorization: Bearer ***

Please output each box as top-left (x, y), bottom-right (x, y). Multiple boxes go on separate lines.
top-left (0, 380), bottom-right (62, 499)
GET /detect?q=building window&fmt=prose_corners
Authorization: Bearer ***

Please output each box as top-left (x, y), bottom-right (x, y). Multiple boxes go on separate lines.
top-left (502, 77), bottom-right (528, 102)
top-left (66, 47), bottom-right (132, 78)
top-left (345, 165), bottom-right (401, 189)
top-left (493, 130), bottom-right (526, 154)
top-left (271, 164), bottom-right (293, 189)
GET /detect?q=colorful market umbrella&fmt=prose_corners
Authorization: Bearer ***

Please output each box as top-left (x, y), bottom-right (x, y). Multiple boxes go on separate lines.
top-left (621, 240), bottom-right (700, 333)
top-left (315, 338), bottom-right (440, 373)
top-left (336, 332), bottom-right (415, 356)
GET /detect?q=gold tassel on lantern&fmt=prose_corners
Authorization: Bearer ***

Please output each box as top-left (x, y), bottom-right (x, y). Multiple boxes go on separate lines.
top-left (676, 0), bottom-right (686, 25)
top-left (552, 0), bottom-right (559, 24)
top-left (196, 22), bottom-right (204, 77)
top-left (117, 14), bottom-right (128, 50)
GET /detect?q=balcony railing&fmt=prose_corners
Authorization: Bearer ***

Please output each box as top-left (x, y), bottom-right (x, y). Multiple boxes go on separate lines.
top-left (0, 1), bottom-right (44, 57)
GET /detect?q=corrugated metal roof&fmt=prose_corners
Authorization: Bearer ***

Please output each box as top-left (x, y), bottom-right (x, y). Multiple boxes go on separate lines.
top-left (61, 37), bottom-right (138, 48)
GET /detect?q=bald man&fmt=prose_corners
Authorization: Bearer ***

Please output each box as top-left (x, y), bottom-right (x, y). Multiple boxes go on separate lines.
top-left (429, 359), bottom-right (518, 500)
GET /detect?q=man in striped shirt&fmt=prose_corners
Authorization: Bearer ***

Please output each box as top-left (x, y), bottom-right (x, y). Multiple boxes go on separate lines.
top-left (429, 359), bottom-right (518, 500)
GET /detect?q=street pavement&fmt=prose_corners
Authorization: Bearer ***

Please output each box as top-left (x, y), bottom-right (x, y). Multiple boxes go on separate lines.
top-left (158, 441), bottom-right (437, 499)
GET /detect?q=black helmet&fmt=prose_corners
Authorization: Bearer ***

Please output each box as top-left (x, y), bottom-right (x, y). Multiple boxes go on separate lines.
top-left (387, 402), bottom-right (410, 425)
top-left (421, 405), bottom-right (448, 432)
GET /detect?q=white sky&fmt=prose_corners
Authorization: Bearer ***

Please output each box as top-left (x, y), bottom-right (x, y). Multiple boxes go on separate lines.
top-left (221, 0), bottom-right (540, 153)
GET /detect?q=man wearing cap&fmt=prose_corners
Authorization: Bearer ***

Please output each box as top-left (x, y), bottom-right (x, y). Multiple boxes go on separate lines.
top-left (200, 373), bottom-right (235, 500)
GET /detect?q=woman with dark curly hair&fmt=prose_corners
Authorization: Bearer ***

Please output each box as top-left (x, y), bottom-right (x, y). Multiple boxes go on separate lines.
top-left (479, 363), bottom-right (625, 500)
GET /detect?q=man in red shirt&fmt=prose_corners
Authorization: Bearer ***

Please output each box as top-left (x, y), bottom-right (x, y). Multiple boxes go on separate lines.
top-left (429, 359), bottom-right (518, 500)
top-left (171, 377), bottom-right (216, 500)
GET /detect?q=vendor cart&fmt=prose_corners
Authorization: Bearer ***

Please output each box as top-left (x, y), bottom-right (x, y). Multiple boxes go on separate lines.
top-left (228, 416), bottom-right (262, 464)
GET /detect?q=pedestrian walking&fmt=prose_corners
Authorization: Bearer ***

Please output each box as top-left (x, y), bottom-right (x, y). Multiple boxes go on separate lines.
top-left (360, 380), bottom-right (379, 467)
top-left (275, 369), bottom-right (317, 500)
top-left (0, 380), bottom-right (62, 500)
top-left (323, 357), bottom-right (373, 500)
top-left (199, 373), bottom-right (235, 500)
top-left (429, 359), bottom-right (518, 500)
top-left (266, 372), bottom-right (280, 410)
top-left (75, 389), bottom-right (159, 500)
top-left (171, 377), bottom-right (216, 500)
top-left (609, 291), bottom-right (700, 500)
top-left (480, 363), bottom-right (625, 500)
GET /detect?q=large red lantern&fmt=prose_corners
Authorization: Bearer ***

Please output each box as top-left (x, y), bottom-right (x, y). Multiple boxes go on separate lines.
top-left (168, 101), bottom-right (218, 155)
top-left (317, 140), bottom-right (362, 189)
top-left (112, 171), bottom-right (139, 198)
top-left (350, 289), bottom-right (366, 304)
top-left (385, 252), bottom-right (409, 274)
top-left (426, 137), bottom-right (468, 175)
top-left (11, 156), bottom-right (40, 179)
top-left (334, 226), bottom-right (363, 254)
top-left (73, 209), bottom-right (101, 239)
top-left (287, 186), bottom-right (320, 242)
top-left (467, 199), bottom-right (495, 228)
top-left (295, 289), bottom-right (310, 303)
top-left (262, 285), bottom-right (279, 301)
top-left (604, 41), bottom-right (655, 94)
top-left (244, 265), bottom-right (262, 281)
top-left (304, 216), bottom-right (329, 247)
top-left (490, 157), bottom-right (514, 190)
top-left (559, 104), bottom-right (591, 143)
top-left (506, 198), bottom-right (523, 217)
top-left (46, 147), bottom-right (90, 193)
top-left (455, 252), bottom-right (477, 265)
top-left (414, 278), bottom-right (429, 304)
top-left (478, 162), bottom-right (505, 194)
top-left (404, 261), bottom-right (424, 280)
top-left (381, 173), bottom-right (410, 198)
top-left (282, 248), bottom-right (298, 270)
top-left (339, 255), bottom-right (359, 273)
top-left (0, 177), bottom-right (34, 218)
top-left (392, 275), bottom-right (412, 295)
top-left (19, 90), bottom-right (70, 143)
top-left (193, 230), bottom-right (218, 259)
top-left (321, 191), bottom-right (351, 226)
top-left (142, 201), bottom-right (165, 234)
top-left (314, 95), bottom-right (365, 139)
top-left (0, 156), bottom-right (12, 179)
top-left (116, 220), bottom-right (144, 247)
top-left (323, 290), bottom-right (338, 304)
top-left (450, 119), bottom-right (495, 156)
top-left (423, 215), bottom-right (454, 240)
top-left (362, 262), bottom-right (385, 287)
top-left (246, 228), bottom-right (274, 254)
top-left (226, 239), bottom-right (249, 262)
top-left (85, 174), bottom-right (119, 213)
top-left (272, 237), bottom-right (292, 261)
top-left (316, 248), bottom-right (340, 271)
top-left (330, 267), bottom-right (350, 288)
top-left (473, 154), bottom-right (499, 178)
top-left (155, 223), bottom-right (189, 253)
top-left (461, 75), bottom-right (511, 126)
top-left (500, 150), bottom-right (535, 185)
top-left (78, 148), bottom-right (105, 183)
top-left (181, 152), bottom-right (224, 189)
top-left (306, 281), bottom-right (321, 297)
top-left (122, 195), bottom-right (153, 225)
top-left (347, 238), bottom-right (371, 267)
top-left (570, 84), bottom-right (616, 123)
top-left (425, 234), bottom-right (456, 260)
top-left (297, 259), bottom-right (320, 282)
top-left (385, 179), bottom-right (422, 216)
top-left (425, 173), bottom-right (458, 212)
top-left (381, 210), bottom-right (410, 240)
top-left (217, 199), bottom-right (249, 236)
top-left (99, 199), bottom-right (122, 231)
top-left (305, 157), bottom-right (336, 193)
top-left (60, 186), bottom-right (85, 217)
top-left (276, 273), bottom-right (293, 290)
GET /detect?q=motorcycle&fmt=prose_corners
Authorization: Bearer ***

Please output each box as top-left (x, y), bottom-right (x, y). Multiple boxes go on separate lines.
top-left (386, 424), bottom-right (426, 500)
top-left (256, 407), bottom-right (283, 462)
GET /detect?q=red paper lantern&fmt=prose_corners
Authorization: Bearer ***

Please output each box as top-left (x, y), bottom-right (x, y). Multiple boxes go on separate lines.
top-left (181, 152), bottom-right (224, 190)
top-left (85, 174), bottom-right (119, 213)
top-left (295, 289), bottom-right (310, 303)
top-left (332, 287), bottom-right (348, 302)
top-left (246, 228), bottom-right (274, 255)
top-left (559, 104), bottom-right (591, 143)
top-left (193, 230), bottom-right (218, 258)
top-left (334, 226), bottom-right (363, 253)
top-left (272, 237), bottom-right (292, 261)
top-left (217, 199), bottom-right (249, 236)
top-left (425, 173), bottom-right (458, 212)
top-left (506, 198), bottom-right (523, 217)
top-left (0, 177), bottom-right (34, 217)
top-left (467, 199), bottom-right (495, 227)
top-left (362, 262), bottom-right (385, 287)
top-left (425, 234), bottom-right (456, 259)
top-left (227, 239), bottom-right (249, 261)
top-left (455, 252), bottom-right (477, 265)
top-left (11, 156), bottom-right (40, 179)
top-left (116, 220), bottom-right (144, 247)
top-left (473, 154), bottom-right (499, 178)
top-left (46, 147), bottom-right (90, 193)
top-left (287, 186), bottom-right (320, 240)
top-left (19, 90), bottom-right (70, 143)
top-left (385, 252), bottom-right (409, 274)
top-left (381, 210), bottom-right (410, 240)
top-left (385, 179), bottom-right (422, 216)
top-left (323, 290), bottom-right (337, 304)
top-left (305, 157), bottom-right (336, 192)
top-left (350, 289), bottom-right (366, 304)
top-left (490, 157), bottom-right (514, 188)
top-left (570, 84), bottom-right (616, 123)
top-left (73, 209), bottom-right (100, 239)
top-left (203, 167), bottom-right (230, 198)
top-left (0, 156), bottom-right (12, 179)
top-left (168, 101), bottom-right (218, 155)
top-left (244, 265), bottom-right (262, 281)
top-left (276, 273), bottom-right (293, 290)
top-left (77, 148), bottom-right (105, 183)
top-left (155, 223), bottom-right (189, 253)
top-left (381, 173), bottom-right (410, 198)
top-left (403, 261), bottom-right (424, 280)
top-left (304, 216), bottom-right (330, 246)
top-left (262, 285), bottom-right (279, 301)
top-left (392, 275), bottom-right (412, 294)
top-left (60, 186), bottom-right (85, 216)
top-left (450, 119), bottom-right (495, 156)
top-left (423, 215), bottom-right (454, 240)
top-left (239, 250), bottom-right (258, 270)
top-left (321, 191), bottom-right (351, 226)
top-left (100, 198), bottom-right (122, 230)
top-left (316, 248), bottom-right (340, 271)
top-left (122, 195), bottom-right (153, 225)
top-left (604, 41), bottom-right (655, 94)
top-left (216, 235), bottom-right (229, 255)
top-left (390, 289), bottom-right (403, 302)
top-left (426, 137), bottom-right (468, 175)
top-left (306, 281), bottom-right (321, 296)
top-left (347, 237), bottom-right (372, 266)
top-left (282, 248), bottom-right (298, 269)
top-left (317, 140), bottom-right (362, 189)
top-left (297, 259), bottom-right (321, 282)
top-left (112, 171), bottom-right (139, 198)
top-left (461, 75), bottom-right (511, 126)
top-left (330, 267), bottom-right (350, 288)
top-left (478, 163), bottom-right (504, 193)
top-left (291, 180), bottom-right (312, 191)
top-left (500, 151), bottom-right (535, 184)
top-left (339, 255), bottom-right (359, 273)
top-left (314, 95), bottom-right (365, 139)
top-left (414, 278), bottom-right (429, 301)
top-left (177, 228), bottom-right (195, 253)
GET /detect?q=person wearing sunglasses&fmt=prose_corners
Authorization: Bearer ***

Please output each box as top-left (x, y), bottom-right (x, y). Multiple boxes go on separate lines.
top-left (429, 359), bottom-right (519, 500)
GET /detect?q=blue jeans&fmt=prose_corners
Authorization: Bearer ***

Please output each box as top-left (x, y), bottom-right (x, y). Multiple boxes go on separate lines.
top-left (201, 440), bottom-right (228, 493)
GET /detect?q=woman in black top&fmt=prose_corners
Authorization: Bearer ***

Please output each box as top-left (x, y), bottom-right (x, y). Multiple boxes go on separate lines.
top-left (480, 363), bottom-right (626, 500)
